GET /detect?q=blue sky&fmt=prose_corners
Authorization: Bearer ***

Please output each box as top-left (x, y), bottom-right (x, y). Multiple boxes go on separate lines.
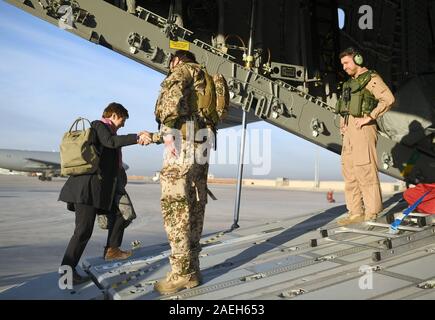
top-left (0, 2), bottom-right (393, 181)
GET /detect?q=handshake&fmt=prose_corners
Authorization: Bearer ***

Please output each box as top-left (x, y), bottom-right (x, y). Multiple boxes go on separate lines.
top-left (137, 131), bottom-right (153, 146)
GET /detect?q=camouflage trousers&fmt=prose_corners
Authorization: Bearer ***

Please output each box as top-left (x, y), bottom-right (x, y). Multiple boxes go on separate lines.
top-left (160, 139), bottom-right (210, 276)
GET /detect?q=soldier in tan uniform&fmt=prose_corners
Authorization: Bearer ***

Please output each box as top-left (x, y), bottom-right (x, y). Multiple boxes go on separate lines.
top-left (147, 50), bottom-right (211, 295)
top-left (336, 48), bottom-right (395, 226)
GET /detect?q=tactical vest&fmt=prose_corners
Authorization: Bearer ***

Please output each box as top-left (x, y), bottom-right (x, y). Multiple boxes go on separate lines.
top-left (335, 70), bottom-right (379, 118)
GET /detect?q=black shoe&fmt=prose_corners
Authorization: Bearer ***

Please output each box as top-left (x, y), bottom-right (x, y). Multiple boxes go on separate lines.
top-left (73, 271), bottom-right (91, 285)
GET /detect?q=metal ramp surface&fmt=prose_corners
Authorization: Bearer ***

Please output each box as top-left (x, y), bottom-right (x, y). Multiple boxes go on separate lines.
top-left (80, 195), bottom-right (435, 300)
top-left (0, 267), bottom-right (104, 300)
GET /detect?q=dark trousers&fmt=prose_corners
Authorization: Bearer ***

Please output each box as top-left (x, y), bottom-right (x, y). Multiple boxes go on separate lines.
top-left (61, 203), bottom-right (126, 269)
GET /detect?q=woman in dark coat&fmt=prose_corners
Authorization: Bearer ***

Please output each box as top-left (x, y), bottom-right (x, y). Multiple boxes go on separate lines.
top-left (59, 102), bottom-right (150, 284)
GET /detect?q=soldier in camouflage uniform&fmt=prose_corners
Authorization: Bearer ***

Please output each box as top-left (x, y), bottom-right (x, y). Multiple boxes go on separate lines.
top-left (148, 50), bottom-right (212, 295)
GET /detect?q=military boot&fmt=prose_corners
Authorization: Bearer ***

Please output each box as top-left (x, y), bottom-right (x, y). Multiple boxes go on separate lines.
top-left (104, 247), bottom-right (132, 261)
top-left (337, 214), bottom-right (365, 226)
top-left (154, 272), bottom-right (201, 295)
top-left (364, 213), bottom-right (380, 222)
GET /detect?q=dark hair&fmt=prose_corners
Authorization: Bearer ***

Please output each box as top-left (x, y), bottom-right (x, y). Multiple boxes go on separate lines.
top-left (339, 47), bottom-right (360, 60)
top-left (172, 50), bottom-right (197, 63)
top-left (102, 102), bottom-right (129, 119)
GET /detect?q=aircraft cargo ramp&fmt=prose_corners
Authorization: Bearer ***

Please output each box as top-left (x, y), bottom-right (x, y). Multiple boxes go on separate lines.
top-left (80, 195), bottom-right (435, 300)
top-left (1, 193), bottom-right (435, 300)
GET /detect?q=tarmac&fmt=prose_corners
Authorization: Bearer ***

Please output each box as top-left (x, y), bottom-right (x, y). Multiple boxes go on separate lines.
top-left (2, 175), bottom-right (435, 301)
top-left (0, 174), bottom-right (347, 293)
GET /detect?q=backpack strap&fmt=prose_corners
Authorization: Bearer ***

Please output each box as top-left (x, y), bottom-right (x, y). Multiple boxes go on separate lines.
top-left (69, 117), bottom-right (91, 133)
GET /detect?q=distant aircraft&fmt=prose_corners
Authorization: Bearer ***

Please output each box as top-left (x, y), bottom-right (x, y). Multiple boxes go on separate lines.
top-left (0, 148), bottom-right (129, 181)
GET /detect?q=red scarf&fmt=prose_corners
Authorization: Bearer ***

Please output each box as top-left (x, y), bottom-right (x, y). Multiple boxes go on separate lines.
top-left (100, 118), bottom-right (122, 169)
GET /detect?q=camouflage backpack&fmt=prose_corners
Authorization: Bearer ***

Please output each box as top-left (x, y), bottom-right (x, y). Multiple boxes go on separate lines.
top-left (195, 67), bottom-right (230, 128)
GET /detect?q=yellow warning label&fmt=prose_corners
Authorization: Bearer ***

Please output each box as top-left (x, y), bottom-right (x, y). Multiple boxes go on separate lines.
top-left (169, 40), bottom-right (190, 51)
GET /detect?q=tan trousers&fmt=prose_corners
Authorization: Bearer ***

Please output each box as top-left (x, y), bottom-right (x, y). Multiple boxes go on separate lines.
top-left (341, 116), bottom-right (383, 216)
